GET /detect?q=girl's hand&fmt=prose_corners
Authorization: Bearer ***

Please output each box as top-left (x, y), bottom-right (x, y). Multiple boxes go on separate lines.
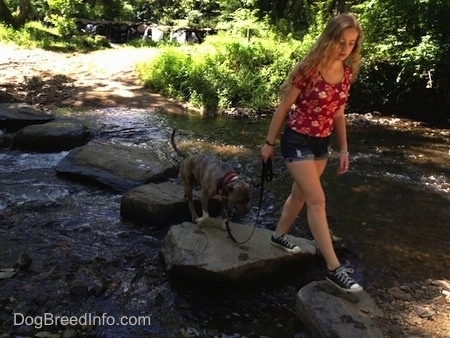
top-left (337, 151), bottom-right (349, 174)
top-left (261, 143), bottom-right (274, 163)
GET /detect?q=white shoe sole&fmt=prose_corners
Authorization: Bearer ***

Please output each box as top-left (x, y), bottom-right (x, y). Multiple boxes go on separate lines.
top-left (270, 240), bottom-right (301, 254)
top-left (326, 277), bottom-right (364, 293)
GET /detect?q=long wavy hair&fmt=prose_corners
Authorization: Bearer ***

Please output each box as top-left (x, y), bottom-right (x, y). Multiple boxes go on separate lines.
top-left (282, 13), bottom-right (363, 91)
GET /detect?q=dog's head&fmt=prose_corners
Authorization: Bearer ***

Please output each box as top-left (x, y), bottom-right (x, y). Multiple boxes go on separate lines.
top-left (224, 179), bottom-right (252, 214)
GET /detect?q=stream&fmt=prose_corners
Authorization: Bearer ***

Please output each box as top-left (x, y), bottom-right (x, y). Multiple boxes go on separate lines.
top-left (0, 108), bottom-right (449, 337)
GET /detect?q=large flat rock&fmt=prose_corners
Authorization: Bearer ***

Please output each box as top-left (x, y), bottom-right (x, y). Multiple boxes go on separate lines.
top-left (120, 182), bottom-right (221, 226)
top-left (296, 281), bottom-right (384, 338)
top-left (12, 119), bottom-right (89, 151)
top-left (0, 103), bottom-right (54, 130)
top-left (55, 140), bottom-right (178, 192)
top-left (162, 220), bottom-right (317, 282)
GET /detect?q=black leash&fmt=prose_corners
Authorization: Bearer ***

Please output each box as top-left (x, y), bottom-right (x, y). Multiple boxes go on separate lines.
top-left (258, 157), bottom-right (273, 218)
top-left (226, 157), bottom-right (273, 244)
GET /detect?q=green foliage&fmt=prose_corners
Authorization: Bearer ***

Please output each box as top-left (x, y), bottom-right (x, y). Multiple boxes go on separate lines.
top-left (46, 0), bottom-right (83, 17)
top-left (137, 32), bottom-right (309, 113)
top-left (134, 6), bottom-right (322, 114)
top-left (1, 0), bottom-right (449, 121)
top-left (255, 0), bottom-right (333, 38)
top-left (0, 22), bottom-right (14, 41)
top-left (45, 14), bottom-right (76, 37)
top-left (350, 0), bottom-right (450, 119)
top-left (0, 21), bottom-right (110, 51)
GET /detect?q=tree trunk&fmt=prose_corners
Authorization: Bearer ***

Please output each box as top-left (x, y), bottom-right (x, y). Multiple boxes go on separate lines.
top-left (290, 0), bottom-right (304, 18)
top-left (0, 0), bottom-right (30, 28)
top-left (0, 0), bottom-right (14, 25)
top-left (16, 0), bottom-right (31, 25)
top-left (335, 0), bottom-right (346, 14)
top-left (274, 0), bottom-right (289, 20)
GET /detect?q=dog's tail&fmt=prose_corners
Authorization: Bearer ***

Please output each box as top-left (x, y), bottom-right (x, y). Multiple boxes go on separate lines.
top-left (170, 129), bottom-right (187, 158)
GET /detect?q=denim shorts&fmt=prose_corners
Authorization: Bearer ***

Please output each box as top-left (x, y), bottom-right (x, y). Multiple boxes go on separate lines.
top-left (280, 127), bottom-right (330, 162)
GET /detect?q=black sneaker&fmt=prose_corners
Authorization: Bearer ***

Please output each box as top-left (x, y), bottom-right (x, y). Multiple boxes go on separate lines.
top-left (270, 234), bottom-right (301, 253)
top-left (326, 266), bottom-right (363, 293)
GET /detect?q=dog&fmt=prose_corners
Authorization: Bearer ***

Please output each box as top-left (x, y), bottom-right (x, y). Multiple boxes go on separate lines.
top-left (171, 129), bottom-right (251, 229)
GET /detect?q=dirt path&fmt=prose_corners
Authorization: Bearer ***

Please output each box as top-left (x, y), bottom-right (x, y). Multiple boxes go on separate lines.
top-left (0, 43), bottom-right (186, 112)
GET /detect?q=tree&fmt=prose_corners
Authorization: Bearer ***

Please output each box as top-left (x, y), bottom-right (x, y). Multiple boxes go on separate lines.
top-left (0, 0), bottom-right (30, 28)
top-left (350, 0), bottom-right (450, 119)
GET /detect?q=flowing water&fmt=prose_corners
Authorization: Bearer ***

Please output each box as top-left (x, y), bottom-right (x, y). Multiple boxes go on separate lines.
top-left (0, 108), bottom-right (449, 337)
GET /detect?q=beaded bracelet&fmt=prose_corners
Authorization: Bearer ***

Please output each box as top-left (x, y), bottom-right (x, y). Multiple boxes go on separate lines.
top-left (339, 150), bottom-right (349, 155)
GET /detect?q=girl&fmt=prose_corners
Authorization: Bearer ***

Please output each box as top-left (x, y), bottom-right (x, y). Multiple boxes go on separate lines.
top-left (261, 13), bottom-right (363, 293)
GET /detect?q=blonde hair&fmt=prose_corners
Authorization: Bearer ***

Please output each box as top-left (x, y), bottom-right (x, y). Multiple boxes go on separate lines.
top-left (282, 13), bottom-right (363, 91)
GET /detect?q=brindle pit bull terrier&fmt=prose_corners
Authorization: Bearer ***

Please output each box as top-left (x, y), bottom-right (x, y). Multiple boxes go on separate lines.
top-left (171, 129), bottom-right (251, 229)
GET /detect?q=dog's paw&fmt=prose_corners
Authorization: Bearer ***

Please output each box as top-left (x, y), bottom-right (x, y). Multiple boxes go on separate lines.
top-left (221, 219), bottom-right (230, 231)
top-left (197, 216), bottom-right (209, 224)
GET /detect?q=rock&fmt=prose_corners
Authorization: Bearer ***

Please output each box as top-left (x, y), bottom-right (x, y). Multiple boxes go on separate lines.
top-left (414, 305), bottom-right (434, 318)
top-left (388, 286), bottom-right (412, 301)
top-left (70, 281), bottom-right (89, 298)
top-left (180, 327), bottom-right (201, 337)
top-left (432, 279), bottom-right (450, 290)
top-left (17, 253), bottom-right (32, 270)
top-left (62, 328), bottom-right (78, 338)
top-left (12, 119), bottom-right (89, 151)
top-left (0, 130), bottom-right (13, 148)
top-left (0, 103), bottom-right (54, 131)
top-left (0, 268), bottom-right (16, 279)
top-left (161, 220), bottom-right (317, 282)
top-left (34, 331), bottom-right (60, 338)
top-left (121, 182), bottom-right (220, 226)
top-left (0, 90), bottom-right (16, 104)
top-left (55, 140), bottom-right (178, 192)
top-left (296, 281), bottom-right (384, 338)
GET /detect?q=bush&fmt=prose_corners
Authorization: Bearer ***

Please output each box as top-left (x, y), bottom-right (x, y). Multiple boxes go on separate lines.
top-left (136, 32), bottom-right (310, 113)
top-left (351, 0), bottom-right (450, 121)
top-left (0, 21), bottom-right (110, 52)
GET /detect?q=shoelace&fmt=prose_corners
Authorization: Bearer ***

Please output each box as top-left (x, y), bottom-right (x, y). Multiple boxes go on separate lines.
top-left (279, 235), bottom-right (296, 248)
top-left (334, 267), bottom-right (356, 286)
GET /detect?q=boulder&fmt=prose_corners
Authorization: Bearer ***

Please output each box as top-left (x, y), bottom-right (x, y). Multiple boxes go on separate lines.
top-left (56, 141), bottom-right (178, 192)
top-left (161, 220), bottom-right (317, 282)
top-left (0, 103), bottom-right (54, 131)
top-left (12, 119), bottom-right (90, 151)
top-left (0, 129), bottom-right (13, 148)
top-left (120, 182), bottom-right (220, 226)
top-left (296, 281), bottom-right (384, 338)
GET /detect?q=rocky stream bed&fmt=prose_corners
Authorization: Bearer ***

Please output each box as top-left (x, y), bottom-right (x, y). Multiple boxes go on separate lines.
top-left (0, 43), bottom-right (449, 337)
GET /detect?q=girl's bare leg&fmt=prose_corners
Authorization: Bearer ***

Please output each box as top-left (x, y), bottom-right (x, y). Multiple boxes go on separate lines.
top-left (276, 159), bottom-right (340, 271)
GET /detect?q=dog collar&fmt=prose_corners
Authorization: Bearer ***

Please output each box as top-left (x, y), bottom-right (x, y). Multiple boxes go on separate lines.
top-left (217, 171), bottom-right (238, 196)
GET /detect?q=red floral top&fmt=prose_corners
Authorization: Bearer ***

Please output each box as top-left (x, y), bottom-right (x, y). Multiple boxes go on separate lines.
top-left (286, 64), bottom-right (352, 137)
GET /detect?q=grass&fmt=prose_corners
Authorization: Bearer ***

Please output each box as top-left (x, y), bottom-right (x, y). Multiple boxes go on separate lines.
top-left (0, 21), bottom-right (110, 52)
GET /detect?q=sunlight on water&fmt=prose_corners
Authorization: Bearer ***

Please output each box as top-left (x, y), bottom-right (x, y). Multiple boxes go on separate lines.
top-left (420, 174), bottom-right (450, 194)
top-left (0, 151), bottom-right (68, 172)
top-left (0, 178), bottom-right (70, 211)
top-left (351, 152), bottom-right (449, 194)
top-left (73, 107), bottom-right (174, 143)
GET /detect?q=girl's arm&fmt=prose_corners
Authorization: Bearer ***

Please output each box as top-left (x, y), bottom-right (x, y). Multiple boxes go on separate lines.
top-left (333, 105), bottom-right (350, 174)
top-left (261, 85), bottom-right (300, 161)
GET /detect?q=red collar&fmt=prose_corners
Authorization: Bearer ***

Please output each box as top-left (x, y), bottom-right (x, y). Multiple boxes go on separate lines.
top-left (217, 171), bottom-right (238, 196)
